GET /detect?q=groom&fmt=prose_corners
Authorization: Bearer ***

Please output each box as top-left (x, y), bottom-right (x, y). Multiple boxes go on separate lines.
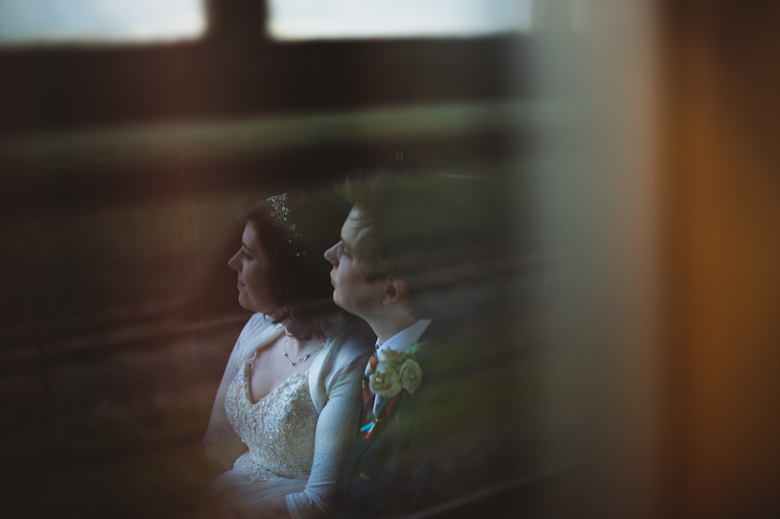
top-left (324, 166), bottom-right (523, 518)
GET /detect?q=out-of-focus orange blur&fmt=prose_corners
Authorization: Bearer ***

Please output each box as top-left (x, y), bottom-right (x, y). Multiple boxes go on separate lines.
top-left (657, 1), bottom-right (780, 517)
top-left (532, 1), bottom-right (780, 518)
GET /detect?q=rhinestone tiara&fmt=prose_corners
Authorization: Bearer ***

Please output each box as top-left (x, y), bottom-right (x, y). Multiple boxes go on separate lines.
top-left (266, 194), bottom-right (308, 259)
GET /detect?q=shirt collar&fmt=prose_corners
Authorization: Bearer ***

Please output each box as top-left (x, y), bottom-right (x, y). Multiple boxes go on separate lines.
top-left (375, 319), bottom-right (433, 353)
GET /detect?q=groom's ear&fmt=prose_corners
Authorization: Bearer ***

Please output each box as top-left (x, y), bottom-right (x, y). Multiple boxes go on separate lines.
top-left (380, 277), bottom-right (407, 306)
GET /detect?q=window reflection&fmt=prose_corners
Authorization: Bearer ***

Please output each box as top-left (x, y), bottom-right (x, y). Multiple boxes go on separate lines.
top-left (267, 0), bottom-right (533, 40)
top-left (0, 0), bottom-right (205, 45)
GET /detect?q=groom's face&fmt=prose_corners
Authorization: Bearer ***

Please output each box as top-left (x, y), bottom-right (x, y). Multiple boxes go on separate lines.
top-left (324, 207), bottom-right (384, 318)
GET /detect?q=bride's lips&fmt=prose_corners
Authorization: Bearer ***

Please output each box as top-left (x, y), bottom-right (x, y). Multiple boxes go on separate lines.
top-left (237, 279), bottom-right (246, 288)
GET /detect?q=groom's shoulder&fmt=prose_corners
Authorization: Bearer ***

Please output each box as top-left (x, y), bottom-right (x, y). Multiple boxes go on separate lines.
top-left (408, 316), bottom-right (516, 423)
top-left (414, 318), bottom-right (483, 377)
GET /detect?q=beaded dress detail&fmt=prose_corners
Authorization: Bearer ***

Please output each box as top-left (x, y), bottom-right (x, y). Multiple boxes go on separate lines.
top-left (225, 351), bottom-right (318, 482)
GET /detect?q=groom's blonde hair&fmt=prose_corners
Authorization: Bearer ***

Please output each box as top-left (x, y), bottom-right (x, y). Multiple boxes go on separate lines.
top-left (341, 163), bottom-right (475, 289)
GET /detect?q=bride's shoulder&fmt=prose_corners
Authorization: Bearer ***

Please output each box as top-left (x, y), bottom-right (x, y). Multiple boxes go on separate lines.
top-left (235, 313), bottom-right (281, 357)
top-left (240, 312), bottom-right (277, 337)
top-left (326, 312), bottom-right (375, 361)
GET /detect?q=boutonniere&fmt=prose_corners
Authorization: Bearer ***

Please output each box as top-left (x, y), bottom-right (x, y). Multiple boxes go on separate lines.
top-left (369, 342), bottom-right (424, 397)
top-left (360, 342), bottom-right (424, 439)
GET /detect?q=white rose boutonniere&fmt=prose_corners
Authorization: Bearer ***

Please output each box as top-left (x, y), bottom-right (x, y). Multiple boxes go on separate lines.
top-left (368, 342), bottom-right (425, 398)
top-left (377, 348), bottom-right (407, 366)
top-left (368, 363), bottom-right (402, 397)
top-left (361, 342), bottom-right (426, 438)
top-left (398, 358), bottom-right (423, 394)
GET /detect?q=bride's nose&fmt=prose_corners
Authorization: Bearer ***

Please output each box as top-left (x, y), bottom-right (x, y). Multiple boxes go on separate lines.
top-left (228, 250), bottom-right (241, 271)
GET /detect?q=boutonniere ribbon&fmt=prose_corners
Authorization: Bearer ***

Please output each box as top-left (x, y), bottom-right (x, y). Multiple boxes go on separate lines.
top-left (360, 342), bottom-right (424, 439)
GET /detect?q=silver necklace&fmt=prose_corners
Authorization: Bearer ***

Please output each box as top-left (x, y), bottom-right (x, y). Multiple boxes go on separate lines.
top-left (282, 336), bottom-right (325, 366)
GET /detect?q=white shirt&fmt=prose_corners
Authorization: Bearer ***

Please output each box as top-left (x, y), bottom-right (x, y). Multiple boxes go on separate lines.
top-left (375, 319), bottom-right (432, 353)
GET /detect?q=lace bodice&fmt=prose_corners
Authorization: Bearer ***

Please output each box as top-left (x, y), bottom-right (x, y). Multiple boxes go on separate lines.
top-left (225, 352), bottom-right (318, 482)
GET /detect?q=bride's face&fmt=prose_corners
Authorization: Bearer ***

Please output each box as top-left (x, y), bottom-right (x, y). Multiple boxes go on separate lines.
top-left (228, 222), bottom-right (277, 314)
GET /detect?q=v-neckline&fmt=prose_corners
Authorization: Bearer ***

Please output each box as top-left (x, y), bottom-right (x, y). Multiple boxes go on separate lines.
top-left (244, 363), bottom-right (310, 406)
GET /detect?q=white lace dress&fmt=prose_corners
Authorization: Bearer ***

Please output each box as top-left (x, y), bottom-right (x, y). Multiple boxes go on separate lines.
top-left (203, 314), bottom-right (372, 519)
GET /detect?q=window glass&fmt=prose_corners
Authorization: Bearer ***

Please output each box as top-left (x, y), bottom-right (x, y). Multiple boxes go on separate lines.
top-left (267, 0), bottom-right (533, 40)
top-left (0, 0), bottom-right (205, 45)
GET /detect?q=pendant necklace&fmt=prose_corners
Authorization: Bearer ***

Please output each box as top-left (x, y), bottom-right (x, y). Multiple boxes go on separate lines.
top-left (282, 335), bottom-right (325, 366)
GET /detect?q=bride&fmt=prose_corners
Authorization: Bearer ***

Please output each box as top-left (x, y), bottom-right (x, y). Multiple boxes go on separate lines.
top-left (202, 193), bottom-right (373, 519)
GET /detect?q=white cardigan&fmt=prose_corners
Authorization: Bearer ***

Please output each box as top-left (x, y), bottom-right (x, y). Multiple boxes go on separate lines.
top-left (202, 313), bottom-right (373, 519)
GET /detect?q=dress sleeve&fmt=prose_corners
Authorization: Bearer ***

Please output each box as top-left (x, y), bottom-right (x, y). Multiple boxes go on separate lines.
top-left (202, 320), bottom-right (254, 470)
top-left (285, 347), bottom-right (371, 519)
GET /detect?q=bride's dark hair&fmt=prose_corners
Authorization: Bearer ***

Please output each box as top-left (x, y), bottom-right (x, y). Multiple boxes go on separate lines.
top-left (243, 192), bottom-right (345, 341)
